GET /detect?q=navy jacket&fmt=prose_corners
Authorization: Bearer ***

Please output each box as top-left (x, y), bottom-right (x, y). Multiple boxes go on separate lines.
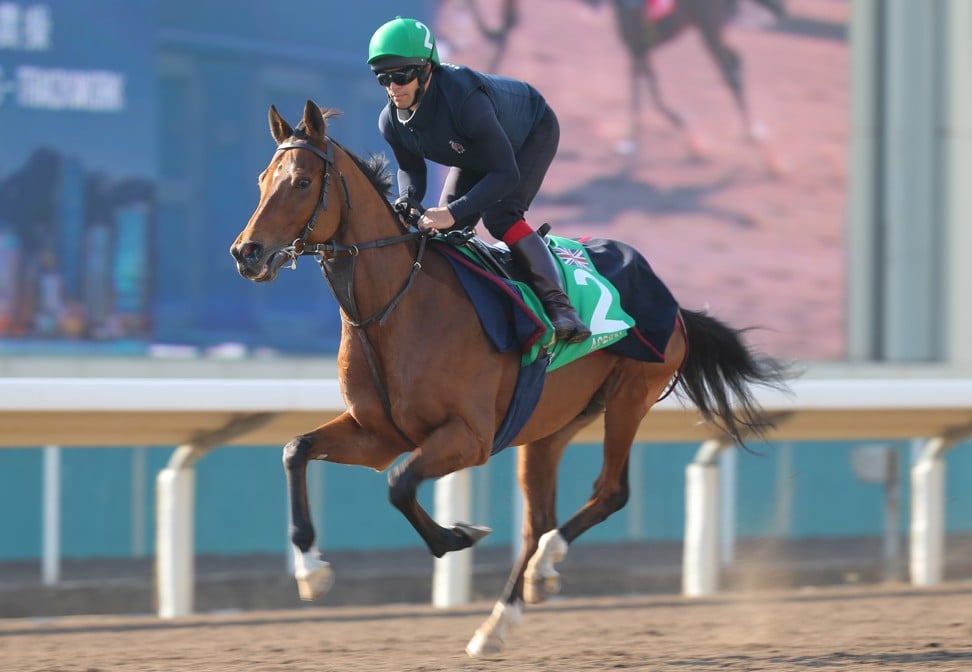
top-left (378, 63), bottom-right (548, 222)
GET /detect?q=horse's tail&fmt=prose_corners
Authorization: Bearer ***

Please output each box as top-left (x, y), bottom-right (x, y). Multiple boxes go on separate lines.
top-left (674, 308), bottom-right (791, 447)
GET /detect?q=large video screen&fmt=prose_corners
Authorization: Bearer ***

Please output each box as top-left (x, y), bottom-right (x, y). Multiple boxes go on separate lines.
top-left (0, 0), bottom-right (848, 361)
top-left (0, 1), bottom-right (156, 354)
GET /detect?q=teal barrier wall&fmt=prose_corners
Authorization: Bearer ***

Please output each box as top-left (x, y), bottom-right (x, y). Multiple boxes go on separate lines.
top-left (1, 440), bottom-right (970, 561)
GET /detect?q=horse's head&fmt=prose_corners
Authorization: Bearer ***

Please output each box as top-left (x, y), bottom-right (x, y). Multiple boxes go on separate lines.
top-left (231, 100), bottom-right (345, 282)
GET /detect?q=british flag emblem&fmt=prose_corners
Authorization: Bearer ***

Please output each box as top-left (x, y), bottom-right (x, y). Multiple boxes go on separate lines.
top-left (553, 245), bottom-right (589, 268)
top-left (449, 140), bottom-right (466, 154)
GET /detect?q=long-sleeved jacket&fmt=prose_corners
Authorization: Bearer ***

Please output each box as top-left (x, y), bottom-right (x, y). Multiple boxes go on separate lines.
top-left (377, 63), bottom-right (548, 222)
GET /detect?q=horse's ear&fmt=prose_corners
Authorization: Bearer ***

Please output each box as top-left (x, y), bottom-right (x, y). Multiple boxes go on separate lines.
top-left (302, 99), bottom-right (327, 141)
top-left (268, 104), bottom-right (293, 145)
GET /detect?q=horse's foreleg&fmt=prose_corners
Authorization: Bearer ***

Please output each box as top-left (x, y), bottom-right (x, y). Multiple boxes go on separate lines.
top-left (283, 434), bottom-right (334, 600)
top-left (388, 417), bottom-right (492, 558)
top-left (284, 412), bottom-right (402, 600)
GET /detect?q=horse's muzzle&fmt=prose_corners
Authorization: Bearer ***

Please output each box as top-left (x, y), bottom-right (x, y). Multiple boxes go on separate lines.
top-left (230, 240), bottom-right (287, 282)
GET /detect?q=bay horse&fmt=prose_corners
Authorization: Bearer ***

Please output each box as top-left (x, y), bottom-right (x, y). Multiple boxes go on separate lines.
top-left (460, 0), bottom-right (518, 72)
top-left (230, 100), bottom-right (787, 657)
top-left (588, 0), bottom-right (785, 161)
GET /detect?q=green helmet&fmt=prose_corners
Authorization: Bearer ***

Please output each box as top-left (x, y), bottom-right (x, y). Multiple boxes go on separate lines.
top-left (368, 16), bottom-right (440, 71)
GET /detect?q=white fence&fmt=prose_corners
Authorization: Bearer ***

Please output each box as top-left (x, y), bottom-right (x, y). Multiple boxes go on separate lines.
top-left (2, 369), bottom-right (971, 616)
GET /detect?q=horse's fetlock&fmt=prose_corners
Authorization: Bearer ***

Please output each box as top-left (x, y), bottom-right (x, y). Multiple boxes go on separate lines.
top-left (289, 523), bottom-right (314, 551)
top-left (606, 485), bottom-right (630, 512)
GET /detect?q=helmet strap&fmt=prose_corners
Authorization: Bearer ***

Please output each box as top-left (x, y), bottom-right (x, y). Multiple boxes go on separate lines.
top-left (413, 65), bottom-right (432, 107)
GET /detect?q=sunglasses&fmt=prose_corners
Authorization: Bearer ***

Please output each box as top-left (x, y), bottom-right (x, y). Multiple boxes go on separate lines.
top-left (376, 66), bottom-right (422, 87)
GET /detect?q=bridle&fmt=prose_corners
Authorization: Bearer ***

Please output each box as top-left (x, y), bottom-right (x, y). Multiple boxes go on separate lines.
top-left (273, 138), bottom-right (429, 328)
top-left (273, 137), bottom-right (429, 450)
top-left (274, 139), bottom-right (347, 266)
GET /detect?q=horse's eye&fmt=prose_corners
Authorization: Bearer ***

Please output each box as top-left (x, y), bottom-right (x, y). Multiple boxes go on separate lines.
top-left (295, 177), bottom-right (312, 189)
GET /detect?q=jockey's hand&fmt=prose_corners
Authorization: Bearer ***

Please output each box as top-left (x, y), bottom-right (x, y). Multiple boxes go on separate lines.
top-left (393, 194), bottom-right (423, 227)
top-left (418, 207), bottom-right (455, 232)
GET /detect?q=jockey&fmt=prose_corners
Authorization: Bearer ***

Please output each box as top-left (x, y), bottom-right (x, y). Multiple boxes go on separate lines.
top-left (367, 16), bottom-right (591, 345)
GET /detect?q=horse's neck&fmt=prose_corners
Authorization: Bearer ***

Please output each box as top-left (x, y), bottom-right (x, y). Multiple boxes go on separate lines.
top-left (333, 169), bottom-right (422, 323)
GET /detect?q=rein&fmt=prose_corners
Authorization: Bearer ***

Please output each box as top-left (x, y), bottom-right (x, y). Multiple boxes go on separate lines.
top-left (274, 138), bottom-right (428, 450)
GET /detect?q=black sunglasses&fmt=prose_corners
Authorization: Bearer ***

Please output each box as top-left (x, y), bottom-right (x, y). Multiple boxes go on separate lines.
top-left (376, 66), bottom-right (422, 87)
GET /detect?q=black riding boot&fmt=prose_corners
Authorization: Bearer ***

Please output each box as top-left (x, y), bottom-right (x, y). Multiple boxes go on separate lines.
top-left (510, 233), bottom-right (591, 344)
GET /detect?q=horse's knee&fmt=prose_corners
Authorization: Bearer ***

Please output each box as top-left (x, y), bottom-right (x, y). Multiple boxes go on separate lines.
top-left (282, 436), bottom-right (311, 471)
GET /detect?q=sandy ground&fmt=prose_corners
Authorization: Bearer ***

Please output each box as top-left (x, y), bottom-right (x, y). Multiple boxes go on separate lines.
top-left (435, 0), bottom-right (849, 361)
top-left (2, 583), bottom-right (970, 671)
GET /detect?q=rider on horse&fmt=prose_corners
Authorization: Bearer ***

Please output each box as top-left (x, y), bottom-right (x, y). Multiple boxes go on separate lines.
top-left (368, 16), bottom-right (591, 344)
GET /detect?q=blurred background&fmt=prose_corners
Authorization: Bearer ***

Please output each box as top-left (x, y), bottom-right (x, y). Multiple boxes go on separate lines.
top-left (1, 0), bottom-right (970, 614)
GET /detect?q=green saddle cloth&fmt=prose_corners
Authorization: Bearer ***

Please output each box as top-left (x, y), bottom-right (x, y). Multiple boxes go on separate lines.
top-left (454, 235), bottom-right (636, 372)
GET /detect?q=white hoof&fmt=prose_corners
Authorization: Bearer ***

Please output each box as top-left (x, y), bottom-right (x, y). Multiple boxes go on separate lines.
top-left (466, 601), bottom-right (522, 658)
top-left (524, 530), bottom-right (568, 604)
top-left (293, 548), bottom-right (334, 601)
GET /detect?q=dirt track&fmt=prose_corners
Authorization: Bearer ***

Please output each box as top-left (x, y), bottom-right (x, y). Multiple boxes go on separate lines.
top-left (2, 583), bottom-right (970, 671)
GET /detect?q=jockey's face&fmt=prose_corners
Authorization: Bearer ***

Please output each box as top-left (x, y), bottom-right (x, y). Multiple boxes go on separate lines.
top-left (378, 66), bottom-right (426, 111)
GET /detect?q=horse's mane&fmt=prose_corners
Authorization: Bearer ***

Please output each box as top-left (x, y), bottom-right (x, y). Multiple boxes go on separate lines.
top-left (293, 107), bottom-right (396, 203)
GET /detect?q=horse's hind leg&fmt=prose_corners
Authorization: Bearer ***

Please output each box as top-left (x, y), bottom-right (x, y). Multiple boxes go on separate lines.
top-left (639, 54), bottom-right (710, 160)
top-left (696, 22), bottom-right (786, 173)
top-left (524, 360), bottom-right (678, 604)
top-left (466, 419), bottom-right (591, 657)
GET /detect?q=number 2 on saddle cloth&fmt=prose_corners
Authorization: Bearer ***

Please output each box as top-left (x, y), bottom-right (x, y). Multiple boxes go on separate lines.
top-left (433, 233), bottom-right (681, 454)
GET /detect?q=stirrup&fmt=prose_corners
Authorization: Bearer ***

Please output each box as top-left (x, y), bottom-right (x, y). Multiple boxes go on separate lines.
top-left (555, 324), bottom-right (591, 345)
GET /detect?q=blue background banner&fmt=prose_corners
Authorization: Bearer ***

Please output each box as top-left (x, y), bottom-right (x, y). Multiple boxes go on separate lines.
top-left (0, 1), bottom-right (156, 350)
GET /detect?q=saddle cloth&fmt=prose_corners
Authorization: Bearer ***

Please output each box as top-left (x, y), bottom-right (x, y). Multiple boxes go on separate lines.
top-left (433, 234), bottom-right (680, 455)
top-left (434, 234), bottom-right (680, 371)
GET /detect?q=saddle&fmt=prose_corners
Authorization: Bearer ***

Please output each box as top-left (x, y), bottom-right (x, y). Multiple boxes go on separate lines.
top-left (435, 223), bottom-right (554, 285)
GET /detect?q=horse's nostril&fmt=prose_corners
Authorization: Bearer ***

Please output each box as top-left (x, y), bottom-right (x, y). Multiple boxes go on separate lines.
top-left (240, 242), bottom-right (262, 263)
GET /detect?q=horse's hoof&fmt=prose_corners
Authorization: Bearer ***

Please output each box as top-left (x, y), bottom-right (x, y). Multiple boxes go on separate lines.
top-left (524, 529), bottom-right (568, 604)
top-left (466, 601), bottom-right (521, 657)
top-left (523, 571), bottom-right (560, 605)
top-left (454, 522), bottom-right (492, 545)
top-left (295, 562), bottom-right (334, 601)
top-left (466, 630), bottom-right (503, 658)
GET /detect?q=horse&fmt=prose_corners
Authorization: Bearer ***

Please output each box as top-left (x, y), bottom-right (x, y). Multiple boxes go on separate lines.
top-left (587, 0), bottom-right (785, 164)
top-left (460, 0), bottom-right (519, 72)
top-left (230, 100), bottom-right (787, 657)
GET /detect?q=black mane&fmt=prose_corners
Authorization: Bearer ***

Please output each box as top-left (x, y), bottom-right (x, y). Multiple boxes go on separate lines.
top-left (342, 144), bottom-right (395, 198)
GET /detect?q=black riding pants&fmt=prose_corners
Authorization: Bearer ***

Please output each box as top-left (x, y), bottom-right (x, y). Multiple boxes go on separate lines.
top-left (438, 104), bottom-right (560, 240)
